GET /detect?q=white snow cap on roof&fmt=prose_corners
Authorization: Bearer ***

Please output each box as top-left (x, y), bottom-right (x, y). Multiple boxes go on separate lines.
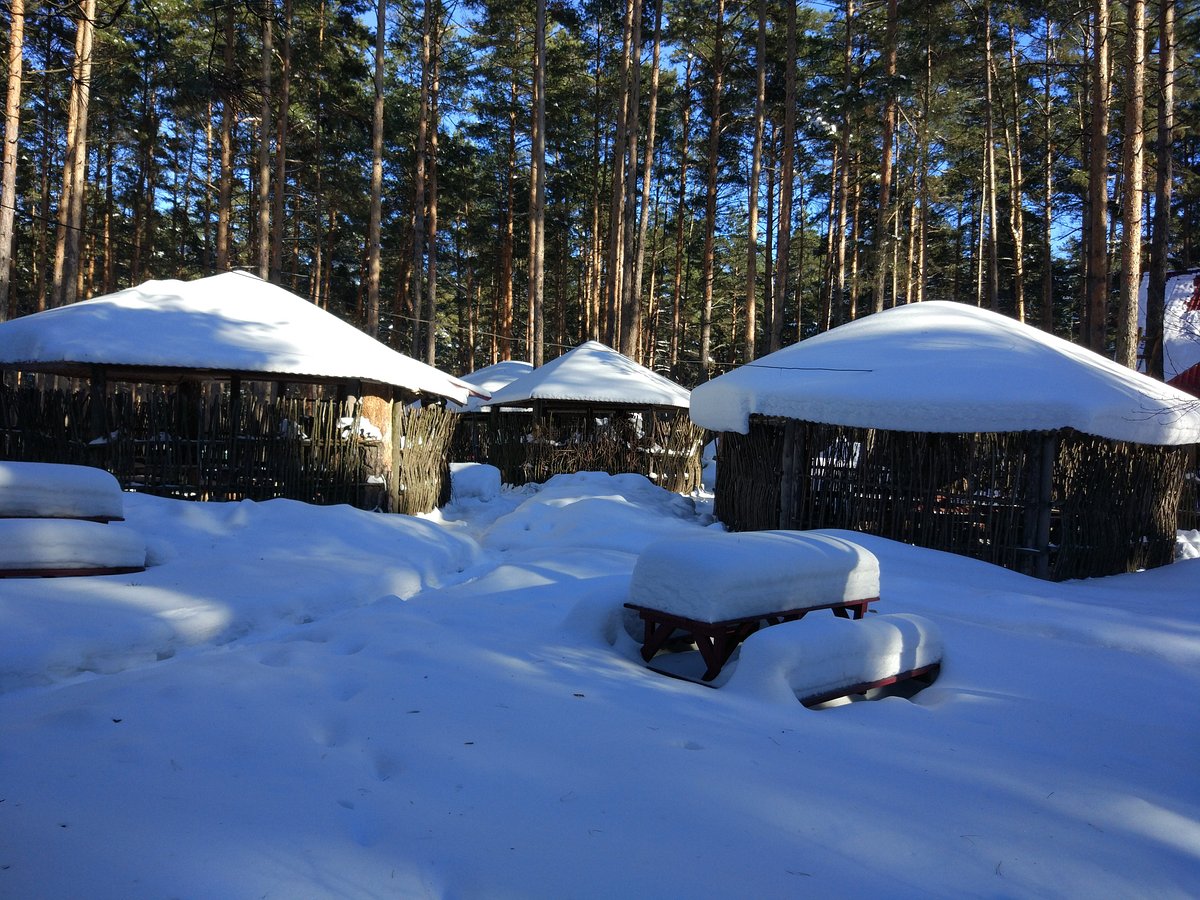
top-left (690, 301), bottom-right (1200, 445)
top-left (486, 341), bottom-right (690, 409)
top-left (450, 360), bottom-right (534, 412)
top-left (0, 271), bottom-right (481, 405)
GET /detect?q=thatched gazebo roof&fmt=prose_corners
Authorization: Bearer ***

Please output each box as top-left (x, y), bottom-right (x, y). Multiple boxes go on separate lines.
top-left (0, 271), bottom-right (482, 405)
top-left (692, 301), bottom-right (1200, 446)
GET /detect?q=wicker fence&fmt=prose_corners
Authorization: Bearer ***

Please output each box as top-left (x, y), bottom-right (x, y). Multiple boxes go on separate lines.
top-left (454, 409), bottom-right (706, 494)
top-left (0, 385), bottom-right (453, 512)
top-left (715, 416), bottom-right (1190, 580)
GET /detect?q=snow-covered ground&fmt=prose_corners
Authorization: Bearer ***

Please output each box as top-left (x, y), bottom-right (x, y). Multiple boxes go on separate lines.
top-left (2, 471), bottom-right (1199, 898)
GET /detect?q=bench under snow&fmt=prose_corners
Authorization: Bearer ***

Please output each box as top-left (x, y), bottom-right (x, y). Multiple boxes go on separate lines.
top-left (0, 461), bottom-right (126, 521)
top-left (725, 613), bottom-right (942, 706)
top-left (0, 519), bottom-right (147, 577)
top-left (625, 530), bottom-right (880, 682)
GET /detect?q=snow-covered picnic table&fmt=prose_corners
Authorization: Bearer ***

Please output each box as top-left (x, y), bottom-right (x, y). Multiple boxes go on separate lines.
top-left (624, 530), bottom-right (881, 682)
top-left (0, 462), bottom-right (146, 577)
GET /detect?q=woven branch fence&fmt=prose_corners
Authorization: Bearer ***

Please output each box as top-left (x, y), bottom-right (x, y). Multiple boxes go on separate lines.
top-left (456, 409), bottom-right (705, 494)
top-left (715, 416), bottom-right (1189, 580)
top-left (0, 385), bottom-right (451, 513)
top-left (391, 403), bottom-right (457, 514)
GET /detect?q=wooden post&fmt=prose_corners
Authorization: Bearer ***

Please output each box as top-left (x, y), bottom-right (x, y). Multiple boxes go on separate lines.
top-left (1033, 432), bottom-right (1057, 579)
top-left (778, 419), bottom-right (798, 529)
top-left (229, 374), bottom-right (242, 496)
top-left (89, 364), bottom-right (107, 465)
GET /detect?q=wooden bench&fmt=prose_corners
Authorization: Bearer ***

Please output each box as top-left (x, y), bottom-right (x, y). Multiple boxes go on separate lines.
top-left (625, 530), bottom-right (880, 682)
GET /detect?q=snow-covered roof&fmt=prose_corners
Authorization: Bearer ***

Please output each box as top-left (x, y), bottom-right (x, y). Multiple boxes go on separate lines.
top-left (486, 341), bottom-right (690, 409)
top-left (0, 271), bottom-right (483, 405)
top-left (690, 301), bottom-right (1200, 446)
top-left (449, 360), bottom-right (534, 413)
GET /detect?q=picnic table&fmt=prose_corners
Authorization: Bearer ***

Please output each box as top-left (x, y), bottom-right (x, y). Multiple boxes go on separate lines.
top-left (625, 530), bottom-right (880, 682)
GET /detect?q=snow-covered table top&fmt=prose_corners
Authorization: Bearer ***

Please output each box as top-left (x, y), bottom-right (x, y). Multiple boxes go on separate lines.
top-left (628, 530), bottom-right (880, 622)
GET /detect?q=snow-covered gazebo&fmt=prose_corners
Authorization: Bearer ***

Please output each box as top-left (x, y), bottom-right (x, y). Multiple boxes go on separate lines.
top-left (691, 301), bottom-right (1200, 580)
top-left (0, 271), bottom-right (484, 511)
top-left (480, 341), bottom-right (703, 491)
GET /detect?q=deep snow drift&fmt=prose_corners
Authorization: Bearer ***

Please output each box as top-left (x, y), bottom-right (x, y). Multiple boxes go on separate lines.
top-left (1, 471), bottom-right (1198, 898)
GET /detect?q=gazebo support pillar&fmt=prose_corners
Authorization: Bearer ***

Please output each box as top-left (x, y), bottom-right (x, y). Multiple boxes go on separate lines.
top-left (89, 365), bottom-right (108, 462)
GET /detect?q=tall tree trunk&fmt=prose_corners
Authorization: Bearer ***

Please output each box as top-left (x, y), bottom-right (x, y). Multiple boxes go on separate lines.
top-left (528, 0), bottom-right (546, 365)
top-left (871, 0), bottom-right (897, 314)
top-left (627, 0), bottom-right (663, 362)
top-left (743, 0), bottom-right (766, 359)
top-left (1040, 16), bottom-right (1055, 334)
top-left (499, 79), bottom-right (516, 359)
top-left (670, 54), bottom-right (692, 372)
top-left (216, 1), bottom-right (236, 271)
top-left (1002, 21), bottom-right (1026, 322)
top-left (52, 0), bottom-right (95, 308)
top-left (270, 0), bottom-right (292, 281)
top-left (772, 0), bottom-right (796, 350)
top-left (411, 0), bottom-right (431, 352)
top-left (833, 0), bottom-right (853, 328)
top-left (257, 1), bottom-right (273, 281)
top-left (425, 6), bottom-right (441, 365)
top-left (698, 0), bottom-right (725, 378)
top-left (1116, 0), bottom-right (1145, 367)
top-left (982, 0), bottom-right (999, 312)
top-left (1085, 0), bottom-right (1111, 352)
top-left (0, 0), bottom-right (24, 320)
top-left (365, 0), bottom-right (385, 337)
top-left (617, 0), bottom-right (642, 355)
top-left (604, 0), bottom-right (636, 345)
top-left (1145, 0), bottom-right (1174, 380)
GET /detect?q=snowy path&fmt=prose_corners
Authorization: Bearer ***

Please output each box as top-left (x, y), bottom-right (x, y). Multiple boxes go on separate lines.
top-left (2, 474), bottom-right (1199, 898)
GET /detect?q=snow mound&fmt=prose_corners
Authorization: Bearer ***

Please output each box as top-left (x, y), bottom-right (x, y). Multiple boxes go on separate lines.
top-left (628, 530), bottom-right (879, 621)
top-left (725, 613), bottom-right (943, 705)
top-left (0, 461), bottom-right (126, 520)
top-left (481, 472), bottom-right (705, 554)
top-left (451, 463), bottom-right (501, 502)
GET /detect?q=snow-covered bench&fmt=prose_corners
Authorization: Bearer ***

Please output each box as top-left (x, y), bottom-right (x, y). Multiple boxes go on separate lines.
top-left (624, 530), bottom-right (880, 682)
top-left (0, 519), bottom-right (147, 577)
top-left (726, 613), bottom-right (942, 706)
top-left (0, 461), bottom-right (126, 522)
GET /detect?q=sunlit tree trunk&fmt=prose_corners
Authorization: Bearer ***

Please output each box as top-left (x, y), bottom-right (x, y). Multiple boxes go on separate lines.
top-left (772, 0), bottom-right (796, 350)
top-left (698, 0), bottom-right (725, 377)
top-left (271, 0), bottom-right (292, 281)
top-left (257, 1), bottom-right (273, 281)
top-left (425, 7), bottom-right (441, 364)
top-left (871, 0), bottom-right (897, 314)
top-left (365, 0), bottom-right (385, 336)
top-left (1085, 0), bottom-right (1111, 352)
top-left (627, 0), bottom-right (663, 362)
top-left (1040, 16), bottom-right (1055, 334)
top-left (742, 0), bottom-right (767, 359)
top-left (52, 0), bottom-right (95, 307)
top-left (1145, 0), bottom-right (1174, 379)
top-left (528, 0), bottom-right (546, 365)
top-left (216, 2), bottom-right (236, 271)
top-left (669, 55), bottom-right (692, 372)
top-left (1116, 0), bottom-right (1145, 368)
top-left (0, 0), bottom-right (24, 319)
